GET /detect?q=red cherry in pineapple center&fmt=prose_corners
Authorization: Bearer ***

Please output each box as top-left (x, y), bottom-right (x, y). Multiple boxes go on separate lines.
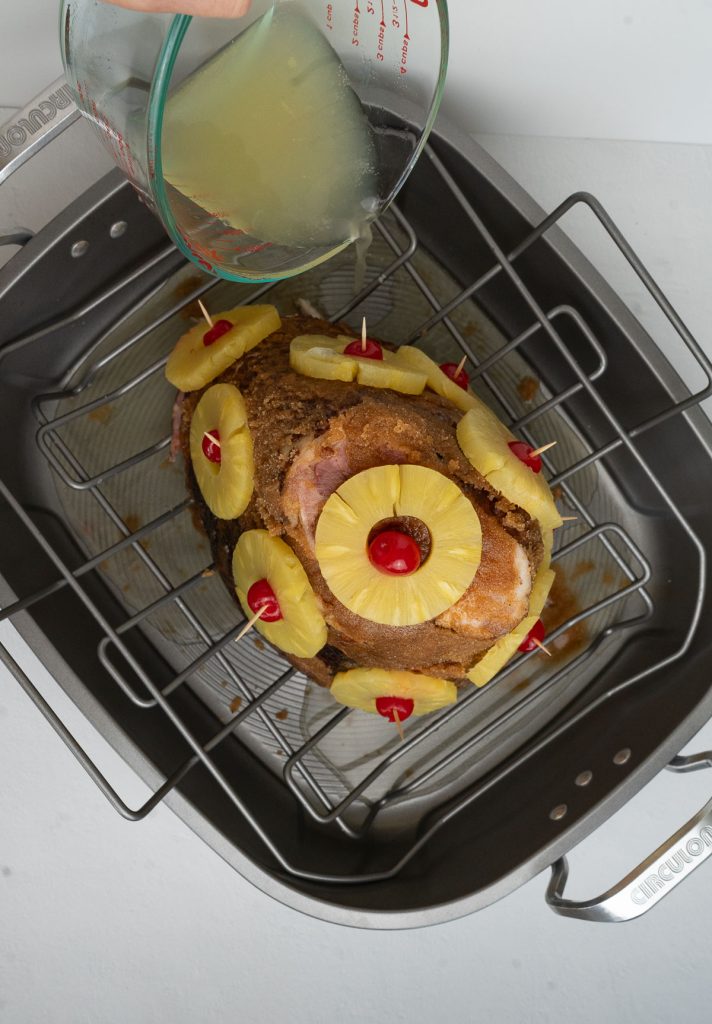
top-left (247, 578), bottom-right (283, 622)
top-left (368, 530), bottom-right (421, 576)
top-left (203, 319), bottom-right (233, 347)
top-left (343, 337), bottom-right (383, 361)
top-left (376, 696), bottom-right (415, 723)
top-left (440, 362), bottom-right (469, 390)
top-left (508, 440), bottom-right (542, 474)
top-left (202, 429), bottom-right (221, 464)
top-left (518, 619), bottom-right (546, 653)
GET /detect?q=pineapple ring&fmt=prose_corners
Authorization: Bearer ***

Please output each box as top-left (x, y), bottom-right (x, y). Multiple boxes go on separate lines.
top-left (315, 464), bottom-right (482, 627)
top-left (290, 335), bottom-right (427, 395)
top-left (331, 668), bottom-right (457, 716)
top-left (525, 526), bottom-right (556, 620)
top-left (166, 304), bottom-right (281, 392)
top-left (233, 530), bottom-right (328, 659)
top-left (189, 384), bottom-right (254, 520)
top-left (396, 345), bottom-right (480, 414)
top-left (467, 631), bottom-right (527, 688)
top-left (529, 565), bottom-right (556, 621)
top-left (456, 403), bottom-right (563, 531)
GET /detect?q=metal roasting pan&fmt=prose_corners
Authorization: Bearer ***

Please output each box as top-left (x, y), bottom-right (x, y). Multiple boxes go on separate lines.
top-left (2, 85), bottom-right (712, 928)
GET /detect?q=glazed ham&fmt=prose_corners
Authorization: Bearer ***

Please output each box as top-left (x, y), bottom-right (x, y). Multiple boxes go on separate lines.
top-left (179, 315), bottom-right (544, 685)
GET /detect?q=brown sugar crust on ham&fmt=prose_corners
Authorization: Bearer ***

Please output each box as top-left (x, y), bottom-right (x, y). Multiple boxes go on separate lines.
top-left (180, 315), bottom-right (544, 685)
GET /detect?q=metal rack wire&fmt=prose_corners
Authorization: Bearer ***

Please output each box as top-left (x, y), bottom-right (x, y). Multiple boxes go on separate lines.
top-left (0, 143), bottom-right (709, 885)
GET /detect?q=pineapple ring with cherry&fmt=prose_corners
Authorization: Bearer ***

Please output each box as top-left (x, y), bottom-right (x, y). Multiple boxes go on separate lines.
top-left (233, 530), bottom-right (328, 658)
top-left (467, 558), bottom-right (556, 687)
top-left (395, 345), bottom-right (479, 414)
top-left (315, 464), bottom-right (482, 627)
top-left (331, 667), bottom-right (458, 718)
top-left (289, 335), bottom-right (427, 395)
top-left (189, 383), bottom-right (254, 520)
top-left (456, 403), bottom-right (563, 531)
top-left (166, 304), bottom-right (281, 392)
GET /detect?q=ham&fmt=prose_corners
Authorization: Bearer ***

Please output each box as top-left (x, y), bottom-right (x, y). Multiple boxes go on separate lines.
top-left (179, 315), bottom-right (544, 685)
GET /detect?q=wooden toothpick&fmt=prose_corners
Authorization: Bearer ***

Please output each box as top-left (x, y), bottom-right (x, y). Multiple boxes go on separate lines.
top-left (529, 441), bottom-right (558, 459)
top-left (361, 316), bottom-right (368, 353)
top-left (455, 355), bottom-right (467, 378)
top-left (203, 430), bottom-right (221, 448)
top-left (234, 605), bottom-right (266, 645)
top-left (532, 637), bottom-right (553, 658)
top-left (392, 708), bottom-right (405, 742)
top-left (560, 516), bottom-right (578, 522)
top-left (198, 299), bottom-right (214, 329)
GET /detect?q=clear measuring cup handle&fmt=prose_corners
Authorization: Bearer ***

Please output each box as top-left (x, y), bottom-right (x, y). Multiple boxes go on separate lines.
top-left (0, 79), bottom-right (80, 187)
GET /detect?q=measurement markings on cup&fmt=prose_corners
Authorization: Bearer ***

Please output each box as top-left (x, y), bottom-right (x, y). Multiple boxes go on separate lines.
top-left (377, 2), bottom-right (386, 60)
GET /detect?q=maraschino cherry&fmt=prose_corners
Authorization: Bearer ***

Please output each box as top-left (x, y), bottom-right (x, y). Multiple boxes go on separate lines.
top-left (343, 315), bottom-right (383, 361)
top-left (376, 696), bottom-right (415, 723)
top-left (440, 359), bottom-right (469, 390)
top-left (508, 440), bottom-right (543, 474)
top-left (344, 337), bottom-right (383, 360)
top-left (202, 430), bottom-right (221, 464)
top-left (368, 530), bottom-right (421, 576)
top-left (509, 440), bottom-right (557, 474)
top-left (247, 579), bottom-right (283, 622)
top-left (518, 619), bottom-right (547, 653)
top-left (203, 319), bottom-right (233, 347)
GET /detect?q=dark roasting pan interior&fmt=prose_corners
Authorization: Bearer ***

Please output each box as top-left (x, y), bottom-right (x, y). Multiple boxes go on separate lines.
top-left (1, 125), bottom-right (711, 927)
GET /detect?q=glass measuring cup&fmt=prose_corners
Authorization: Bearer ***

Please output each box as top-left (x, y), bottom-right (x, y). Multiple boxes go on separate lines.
top-left (60, 0), bottom-right (449, 282)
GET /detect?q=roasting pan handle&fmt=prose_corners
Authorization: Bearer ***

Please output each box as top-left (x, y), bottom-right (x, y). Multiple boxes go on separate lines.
top-left (0, 79), bottom-right (80, 187)
top-left (546, 756), bottom-right (712, 922)
top-left (0, 638), bottom-right (151, 822)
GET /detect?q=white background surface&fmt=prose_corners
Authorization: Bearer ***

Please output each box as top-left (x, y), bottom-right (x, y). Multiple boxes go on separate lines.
top-left (4, 0), bottom-right (712, 143)
top-left (2, 3), bottom-right (712, 1022)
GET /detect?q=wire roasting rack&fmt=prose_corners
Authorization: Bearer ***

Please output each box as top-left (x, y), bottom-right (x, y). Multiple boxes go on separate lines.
top-left (1, 143), bottom-right (709, 889)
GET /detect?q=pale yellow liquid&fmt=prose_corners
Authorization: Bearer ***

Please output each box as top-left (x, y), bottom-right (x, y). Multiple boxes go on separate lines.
top-left (162, 4), bottom-right (378, 251)
top-left (353, 220), bottom-right (373, 293)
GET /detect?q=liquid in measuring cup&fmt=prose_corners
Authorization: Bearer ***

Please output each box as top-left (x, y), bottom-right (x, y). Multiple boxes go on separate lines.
top-left (161, 4), bottom-right (378, 256)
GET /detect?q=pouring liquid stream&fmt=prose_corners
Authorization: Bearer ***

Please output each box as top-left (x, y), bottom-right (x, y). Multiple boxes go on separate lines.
top-left (161, 4), bottom-right (378, 268)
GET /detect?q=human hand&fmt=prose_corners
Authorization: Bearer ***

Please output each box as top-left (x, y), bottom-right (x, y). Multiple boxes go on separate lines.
top-left (102, 0), bottom-right (251, 15)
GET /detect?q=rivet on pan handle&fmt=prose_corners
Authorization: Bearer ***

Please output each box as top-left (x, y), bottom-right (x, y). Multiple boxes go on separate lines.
top-left (546, 760), bottom-right (712, 922)
top-left (0, 79), bottom-right (80, 188)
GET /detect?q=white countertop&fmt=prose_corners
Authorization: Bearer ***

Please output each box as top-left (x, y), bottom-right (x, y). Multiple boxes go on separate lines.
top-left (2, 3), bottom-right (712, 1021)
top-left (5, 615), bottom-right (712, 1024)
